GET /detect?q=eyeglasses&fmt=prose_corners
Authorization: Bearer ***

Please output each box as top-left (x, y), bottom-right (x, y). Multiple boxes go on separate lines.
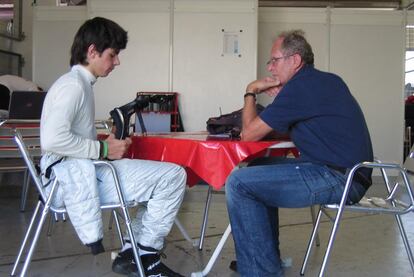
top-left (266, 54), bottom-right (295, 66)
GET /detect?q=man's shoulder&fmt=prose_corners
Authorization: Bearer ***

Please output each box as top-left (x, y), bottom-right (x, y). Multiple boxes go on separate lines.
top-left (46, 71), bottom-right (84, 104)
top-left (312, 67), bottom-right (344, 82)
top-left (296, 67), bottom-right (347, 90)
top-left (51, 70), bottom-right (82, 90)
top-left (285, 66), bottom-right (349, 98)
top-left (301, 66), bottom-right (337, 78)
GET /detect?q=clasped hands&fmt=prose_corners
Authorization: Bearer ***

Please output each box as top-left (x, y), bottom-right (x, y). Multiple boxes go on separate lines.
top-left (246, 77), bottom-right (282, 97)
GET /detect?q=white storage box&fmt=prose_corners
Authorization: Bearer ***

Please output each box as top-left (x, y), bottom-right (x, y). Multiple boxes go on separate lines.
top-left (135, 112), bottom-right (171, 133)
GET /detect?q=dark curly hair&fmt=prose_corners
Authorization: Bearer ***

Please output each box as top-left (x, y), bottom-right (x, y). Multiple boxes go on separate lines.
top-left (70, 17), bottom-right (128, 66)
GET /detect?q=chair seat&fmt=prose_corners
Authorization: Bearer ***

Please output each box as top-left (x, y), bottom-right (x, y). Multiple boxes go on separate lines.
top-left (324, 197), bottom-right (413, 214)
top-left (50, 200), bottom-right (139, 213)
top-left (324, 196), bottom-right (412, 215)
top-left (358, 196), bottom-right (409, 209)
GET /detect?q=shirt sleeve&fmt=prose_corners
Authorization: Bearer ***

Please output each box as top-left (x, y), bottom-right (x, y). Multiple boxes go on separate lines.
top-left (40, 82), bottom-right (100, 159)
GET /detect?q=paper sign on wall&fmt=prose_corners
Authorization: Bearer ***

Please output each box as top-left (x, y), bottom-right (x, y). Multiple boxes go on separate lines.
top-left (222, 29), bottom-right (242, 56)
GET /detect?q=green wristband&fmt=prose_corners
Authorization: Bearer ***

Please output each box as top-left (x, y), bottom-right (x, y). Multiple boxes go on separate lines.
top-left (103, 141), bottom-right (108, 159)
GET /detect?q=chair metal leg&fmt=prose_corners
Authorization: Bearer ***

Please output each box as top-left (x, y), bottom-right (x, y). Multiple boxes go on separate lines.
top-left (16, 181), bottom-right (58, 277)
top-left (20, 169), bottom-right (30, 212)
top-left (118, 211), bottom-right (145, 277)
top-left (174, 218), bottom-right (198, 246)
top-left (394, 214), bottom-right (414, 272)
top-left (19, 202), bottom-right (52, 276)
top-left (198, 186), bottom-right (213, 250)
top-left (101, 161), bottom-right (146, 277)
top-left (46, 213), bottom-right (55, 237)
top-left (387, 170), bottom-right (414, 272)
top-left (11, 201), bottom-right (42, 276)
top-left (115, 201), bottom-right (194, 247)
top-left (112, 209), bottom-right (125, 248)
top-left (191, 224), bottom-right (232, 277)
top-left (108, 209), bottom-right (115, 230)
top-left (318, 207), bottom-right (347, 277)
top-left (317, 200), bottom-right (411, 277)
top-left (300, 207), bottom-right (324, 276)
top-left (309, 205), bottom-right (320, 247)
top-left (16, 177), bottom-right (60, 276)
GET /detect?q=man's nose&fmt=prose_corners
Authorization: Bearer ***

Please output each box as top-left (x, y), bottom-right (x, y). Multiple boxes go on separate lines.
top-left (267, 63), bottom-right (273, 72)
top-left (114, 56), bottom-right (120, 66)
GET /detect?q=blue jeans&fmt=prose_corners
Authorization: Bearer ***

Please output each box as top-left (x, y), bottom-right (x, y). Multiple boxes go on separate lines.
top-left (225, 158), bottom-right (366, 277)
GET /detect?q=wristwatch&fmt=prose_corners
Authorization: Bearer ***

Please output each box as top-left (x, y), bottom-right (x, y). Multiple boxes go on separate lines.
top-left (244, 92), bottom-right (256, 100)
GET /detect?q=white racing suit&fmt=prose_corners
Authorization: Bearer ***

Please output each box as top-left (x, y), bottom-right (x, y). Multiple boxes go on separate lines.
top-left (39, 65), bottom-right (186, 251)
top-left (41, 153), bottom-right (186, 250)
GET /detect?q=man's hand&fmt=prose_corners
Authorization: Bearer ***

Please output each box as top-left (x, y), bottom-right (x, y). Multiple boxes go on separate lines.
top-left (241, 76), bottom-right (280, 142)
top-left (105, 133), bottom-right (131, 160)
top-left (246, 77), bottom-right (282, 97)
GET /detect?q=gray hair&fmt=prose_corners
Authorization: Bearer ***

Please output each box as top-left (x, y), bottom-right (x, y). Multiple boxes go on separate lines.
top-left (277, 30), bottom-right (314, 65)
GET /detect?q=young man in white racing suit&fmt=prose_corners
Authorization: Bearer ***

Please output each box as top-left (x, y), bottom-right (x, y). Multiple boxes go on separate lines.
top-left (40, 17), bottom-right (186, 277)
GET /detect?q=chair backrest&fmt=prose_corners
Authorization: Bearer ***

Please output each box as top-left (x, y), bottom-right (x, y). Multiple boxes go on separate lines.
top-left (336, 159), bottom-right (414, 216)
top-left (9, 126), bottom-right (46, 202)
top-left (388, 145), bottom-right (414, 207)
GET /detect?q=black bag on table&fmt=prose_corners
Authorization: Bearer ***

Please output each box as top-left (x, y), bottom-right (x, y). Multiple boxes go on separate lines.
top-left (206, 104), bottom-right (265, 138)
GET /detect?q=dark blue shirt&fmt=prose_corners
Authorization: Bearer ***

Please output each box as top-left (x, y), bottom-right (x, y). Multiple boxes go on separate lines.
top-left (260, 65), bottom-right (373, 174)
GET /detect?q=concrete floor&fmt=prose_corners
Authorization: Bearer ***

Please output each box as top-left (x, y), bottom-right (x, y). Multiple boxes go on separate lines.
top-left (1, 175), bottom-right (414, 277)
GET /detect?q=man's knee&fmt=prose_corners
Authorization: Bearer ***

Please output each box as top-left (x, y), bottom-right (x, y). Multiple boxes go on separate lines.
top-left (225, 172), bottom-right (242, 201)
top-left (165, 164), bottom-right (186, 191)
top-left (175, 166), bottom-right (187, 190)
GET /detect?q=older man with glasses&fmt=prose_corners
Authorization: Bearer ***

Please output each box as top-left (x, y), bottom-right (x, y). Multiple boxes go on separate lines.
top-left (225, 30), bottom-right (373, 277)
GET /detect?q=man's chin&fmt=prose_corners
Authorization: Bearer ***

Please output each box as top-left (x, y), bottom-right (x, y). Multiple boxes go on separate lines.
top-left (100, 71), bottom-right (111, 77)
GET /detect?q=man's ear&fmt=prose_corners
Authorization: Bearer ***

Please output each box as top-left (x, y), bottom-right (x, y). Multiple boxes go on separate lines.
top-left (86, 44), bottom-right (97, 60)
top-left (292, 53), bottom-right (304, 70)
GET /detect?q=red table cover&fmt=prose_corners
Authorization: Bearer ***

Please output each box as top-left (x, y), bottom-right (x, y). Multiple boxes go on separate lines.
top-left (129, 132), bottom-right (295, 190)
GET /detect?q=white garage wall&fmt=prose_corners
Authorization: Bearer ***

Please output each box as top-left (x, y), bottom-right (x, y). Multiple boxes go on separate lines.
top-left (32, 0), bottom-right (257, 131)
top-left (330, 9), bottom-right (405, 165)
top-left (88, 0), bottom-right (171, 120)
top-left (32, 6), bottom-right (86, 90)
top-left (173, 0), bottom-right (257, 131)
top-left (258, 7), bottom-right (405, 164)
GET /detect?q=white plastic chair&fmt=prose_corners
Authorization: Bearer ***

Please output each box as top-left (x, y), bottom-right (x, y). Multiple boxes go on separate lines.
top-left (300, 157), bottom-right (414, 277)
top-left (10, 129), bottom-right (146, 277)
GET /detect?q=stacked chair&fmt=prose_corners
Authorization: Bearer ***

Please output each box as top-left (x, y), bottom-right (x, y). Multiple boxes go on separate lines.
top-left (0, 120), bottom-right (41, 212)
